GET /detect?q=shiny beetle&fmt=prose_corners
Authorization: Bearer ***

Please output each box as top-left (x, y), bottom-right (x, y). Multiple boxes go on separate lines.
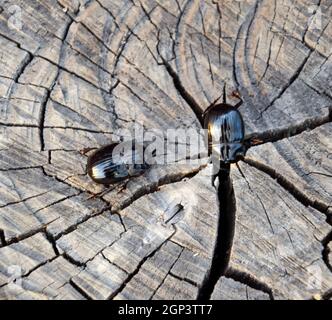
top-left (203, 88), bottom-right (246, 164)
top-left (87, 141), bottom-right (149, 186)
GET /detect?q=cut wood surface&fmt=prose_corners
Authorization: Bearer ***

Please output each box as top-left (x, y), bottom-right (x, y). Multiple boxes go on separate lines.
top-left (0, 0), bottom-right (331, 300)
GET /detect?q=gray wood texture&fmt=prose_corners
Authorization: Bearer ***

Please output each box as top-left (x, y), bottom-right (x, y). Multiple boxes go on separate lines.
top-left (0, 0), bottom-right (331, 300)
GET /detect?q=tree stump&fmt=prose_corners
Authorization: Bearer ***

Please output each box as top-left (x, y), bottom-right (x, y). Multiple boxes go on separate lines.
top-left (0, 0), bottom-right (331, 300)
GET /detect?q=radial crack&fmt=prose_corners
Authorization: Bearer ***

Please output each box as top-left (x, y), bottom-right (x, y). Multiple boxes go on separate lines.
top-left (0, 229), bottom-right (7, 247)
top-left (156, 33), bottom-right (204, 126)
top-left (245, 107), bottom-right (332, 148)
top-left (322, 231), bottom-right (332, 273)
top-left (149, 248), bottom-right (184, 299)
top-left (244, 157), bottom-right (330, 216)
top-left (197, 164), bottom-right (236, 300)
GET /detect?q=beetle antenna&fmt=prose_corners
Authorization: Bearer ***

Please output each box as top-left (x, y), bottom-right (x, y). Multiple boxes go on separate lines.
top-left (231, 90), bottom-right (243, 109)
top-left (223, 82), bottom-right (227, 104)
top-left (203, 94), bottom-right (223, 116)
top-left (202, 82), bottom-right (228, 117)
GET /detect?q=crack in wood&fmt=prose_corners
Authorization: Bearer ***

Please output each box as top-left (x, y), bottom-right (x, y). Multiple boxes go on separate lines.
top-left (0, 122), bottom-right (38, 128)
top-left (109, 230), bottom-right (176, 300)
top-left (156, 32), bottom-right (204, 126)
top-left (257, 33), bottom-right (275, 85)
top-left (225, 267), bottom-right (274, 300)
top-left (136, 0), bottom-right (158, 31)
top-left (53, 203), bottom-right (112, 241)
top-left (95, 0), bottom-right (120, 29)
top-left (44, 230), bottom-right (60, 256)
top-left (69, 279), bottom-right (93, 300)
top-left (303, 80), bottom-right (332, 102)
top-left (245, 107), bottom-right (332, 148)
top-left (61, 252), bottom-right (85, 268)
top-left (0, 189), bottom-right (49, 209)
top-left (197, 164), bottom-right (236, 300)
top-left (39, 88), bottom-right (51, 152)
top-left (14, 52), bottom-right (33, 84)
top-left (149, 248), bottom-right (184, 299)
top-left (40, 14), bottom-right (76, 151)
top-left (0, 30), bottom-right (114, 95)
top-left (19, 255), bottom-right (59, 281)
top-left (1, 219), bottom-right (59, 248)
top-left (236, 163), bottom-right (275, 234)
top-left (110, 165), bottom-right (205, 213)
top-left (101, 251), bottom-right (128, 275)
top-left (257, 48), bottom-right (314, 119)
top-left (169, 271), bottom-right (198, 288)
top-left (0, 229), bottom-right (7, 247)
top-left (44, 125), bottom-right (114, 135)
top-left (302, 0), bottom-right (322, 44)
top-left (244, 157), bottom-right (331, 216)
top-left (0, 96), bottom-right (42, 103)
top-left (0, 165), bottom-right (44, 172)
top-left (33, 192), bottom-right (82, 216)
top-left (322, 231), bottom-right (332, 273)
top-left (59, 220), bottom-right (127, 271)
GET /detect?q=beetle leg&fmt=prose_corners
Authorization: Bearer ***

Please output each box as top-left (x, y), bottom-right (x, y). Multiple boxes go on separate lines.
top-left (244, 137), bottom-right (264, 149)
top-left (211, 173), bottom-right (218, 189)
top-left (87, 184), bottom-right (118, 200)
top-left (231, 90), bottom-right (243, 109)
top-left (211, 159), bottom-right (220, 189)
top-left (117, 179), bottom-right (130, 193)
top-left (87, 188), bottom-right (110, 199)
top-left (80, 147), bottom-right (97, 155)
top-left (250, 138), bottom-right (263, 146)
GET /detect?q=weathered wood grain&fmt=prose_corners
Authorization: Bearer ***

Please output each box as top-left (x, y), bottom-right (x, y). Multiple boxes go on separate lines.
top-left (0, 256), bottom-right (84, 300)
top-left (211, 277), bottom-right (270, 300)
top-left (246, 123), bottom-right (332, 214)
top-left (0, 233), bottom-right (56, 287)
top-left (0, 0), bottom-right (331, 300)
top-left (229, 162), bottom-right (332, 299)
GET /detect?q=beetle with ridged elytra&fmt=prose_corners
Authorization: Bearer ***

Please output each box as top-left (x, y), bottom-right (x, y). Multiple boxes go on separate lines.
top-left (86, 140), bottom-right (152, 189)
top-left (202, 85), bottom-right (248, 187)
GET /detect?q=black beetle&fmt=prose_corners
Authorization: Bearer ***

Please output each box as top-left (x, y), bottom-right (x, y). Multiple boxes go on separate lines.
top-left (203, 88), bottom-right (246, 164)
top-left (202, 86), bottom-right (247, 187)
top-left (87, 141), bottom-right (150, 186)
